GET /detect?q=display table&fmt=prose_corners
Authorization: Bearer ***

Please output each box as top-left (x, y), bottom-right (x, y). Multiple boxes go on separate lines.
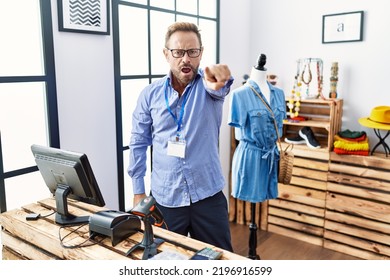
top-left (0, 197), bottom-right (247, 260)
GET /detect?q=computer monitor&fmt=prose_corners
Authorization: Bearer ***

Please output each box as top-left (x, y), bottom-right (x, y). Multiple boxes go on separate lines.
top-left (31, 144), bottom-right (105, 225)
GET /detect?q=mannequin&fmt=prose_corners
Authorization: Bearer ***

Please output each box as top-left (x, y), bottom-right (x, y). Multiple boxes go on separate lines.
top-left (249, 54), bottom-right (270, 103)
top-left (228, 53), bottom-right (287, 259)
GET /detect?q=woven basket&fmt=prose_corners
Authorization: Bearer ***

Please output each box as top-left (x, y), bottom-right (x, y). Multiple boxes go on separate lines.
top-left (278, 147), bottom-right (294, 185)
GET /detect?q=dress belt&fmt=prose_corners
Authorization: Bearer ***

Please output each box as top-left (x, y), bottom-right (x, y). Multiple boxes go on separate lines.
top-left (239, 140), bottom-right (279, 175)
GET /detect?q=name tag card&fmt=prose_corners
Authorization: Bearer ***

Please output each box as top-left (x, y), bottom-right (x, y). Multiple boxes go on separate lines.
top-left (167, 140), bottom-right (186, 158)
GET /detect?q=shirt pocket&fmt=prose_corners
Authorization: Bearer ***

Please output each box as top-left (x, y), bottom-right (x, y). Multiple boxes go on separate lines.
top-left (247, 109), bottom-right (269, 141)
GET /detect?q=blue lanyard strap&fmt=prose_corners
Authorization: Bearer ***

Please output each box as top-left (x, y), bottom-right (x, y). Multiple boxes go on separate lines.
top-left (164, 79), bottom-right (192, 134)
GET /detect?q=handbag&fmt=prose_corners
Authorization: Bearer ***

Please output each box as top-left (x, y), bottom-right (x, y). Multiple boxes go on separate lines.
top-left (248, 85), bottom-right (294, 185)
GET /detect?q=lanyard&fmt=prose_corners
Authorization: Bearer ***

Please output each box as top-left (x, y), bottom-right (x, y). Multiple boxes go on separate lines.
top-left (164, 79), bottom-right (192, 138)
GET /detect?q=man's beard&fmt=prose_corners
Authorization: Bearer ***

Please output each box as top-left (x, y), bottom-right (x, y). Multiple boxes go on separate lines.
top-left (174, 64), bottom-right (198, 85)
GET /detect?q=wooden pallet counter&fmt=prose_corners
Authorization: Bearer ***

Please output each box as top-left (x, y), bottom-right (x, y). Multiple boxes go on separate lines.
top-left (0, 197), bottom-right (247, 260)
top-left (325, 153), bottom-right (390, 260)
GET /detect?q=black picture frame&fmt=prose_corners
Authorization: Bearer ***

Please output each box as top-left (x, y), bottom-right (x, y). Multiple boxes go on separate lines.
top-left (58, 0), bottom-right (110, 35)
top-left (322, 11), bottom-right (364, 44)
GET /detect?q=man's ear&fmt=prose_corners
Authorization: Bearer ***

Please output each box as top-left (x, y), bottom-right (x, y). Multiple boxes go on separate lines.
top-left (163, 48), bottom-right (169, 61)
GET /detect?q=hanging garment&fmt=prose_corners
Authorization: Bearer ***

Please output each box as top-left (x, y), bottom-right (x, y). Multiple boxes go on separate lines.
top-left (228, 80), bottom-right (286, 202)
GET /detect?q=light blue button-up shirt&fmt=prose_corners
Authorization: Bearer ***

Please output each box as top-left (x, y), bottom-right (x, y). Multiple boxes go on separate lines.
top-left (128, 69), bottom-right (234, 207)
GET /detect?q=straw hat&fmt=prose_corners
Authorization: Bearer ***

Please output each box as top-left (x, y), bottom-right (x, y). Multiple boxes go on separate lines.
top-left (359, 106), bottom-right (390, 130)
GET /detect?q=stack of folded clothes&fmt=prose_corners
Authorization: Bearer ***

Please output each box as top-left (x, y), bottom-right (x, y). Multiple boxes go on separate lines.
top-left (333, 129), bottom-right (370, 156)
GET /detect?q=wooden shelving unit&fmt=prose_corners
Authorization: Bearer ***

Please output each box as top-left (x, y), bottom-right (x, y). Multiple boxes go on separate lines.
top-left (283, 98), bottom-right (343, 151)
top-left (266, 98), bottom-right (343, 248)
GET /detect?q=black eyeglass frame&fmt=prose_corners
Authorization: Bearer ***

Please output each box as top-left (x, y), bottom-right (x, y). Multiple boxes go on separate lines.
top-left (166, 48), bottom-right (202, 58)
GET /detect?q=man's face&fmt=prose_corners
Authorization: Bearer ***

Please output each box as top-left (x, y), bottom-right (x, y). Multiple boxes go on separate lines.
top-left (164, 31), bottom-right (203, 86)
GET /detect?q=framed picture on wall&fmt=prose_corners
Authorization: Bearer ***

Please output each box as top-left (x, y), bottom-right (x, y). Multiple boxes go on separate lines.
top-left (58, 0), bottom-right (110, 35)
top-left (322, 11), bottom-right (364, 44)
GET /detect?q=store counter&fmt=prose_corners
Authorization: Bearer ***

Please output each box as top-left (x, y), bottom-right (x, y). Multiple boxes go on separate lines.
top-left (0, 197), bottom-right (247, 260)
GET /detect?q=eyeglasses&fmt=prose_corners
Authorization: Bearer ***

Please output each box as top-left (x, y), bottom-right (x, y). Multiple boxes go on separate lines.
top-left (166, 48), bottom-right (202, 58)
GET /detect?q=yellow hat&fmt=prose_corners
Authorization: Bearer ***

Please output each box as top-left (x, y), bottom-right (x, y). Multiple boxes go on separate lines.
top-left (359, 106), bottom-right (390, 130)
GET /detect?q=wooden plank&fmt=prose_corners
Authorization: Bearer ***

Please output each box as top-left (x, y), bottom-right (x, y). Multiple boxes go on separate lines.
top-left (245, 201), bottom-right (251, 225)
top-left (278, 184), bottom-right (326, 208)
top-left (37, 197), bottom-right (105, 214)
top-left (284, 120), bottom-right (330, 129)
top-left (325, 220), bottom-right (390, 246)
top-left (260, 201), bottom-right (268, 231)
top-left (293, 157), bottom-right (329, 171)
top-left (2, 246), bottom-right (26, 260)
top-left (326, 193), bottom-right (390, 223)
top-left (324, 239), bottom-right (389, 260)
top-left (324, 229), bottom-right (390, 257)
top-left (325, 210), bottom-right (390, 234)
top-left (330, 152), bottom-right (390, 171)
top-left (1, 231), bottom-right (57, 260)
top-left (280, 142), bottom-right (330, 160)
top-left (329, 163), bottom-right (390, 181)
top-left (269, 199), bottom-right (325, 217)
top-left (328, 172), bottom-right (390, 193)
top-left (328, 100), bottom-right (336, 149)
top-left (290, 176), bottom-right (327, 191)
top-left (236, 199), bottom-right (245, 225)
top-left (256, 203), bottom-right (261, 227)
top-left (334, 99), bottom-right (343, 134)
top-left (268, 207), bottom-right (324, 227)
top-left (268, 224), bottom-right (323, 247)
top-left (268, 216), bottom-right (324, 236)
top-left (327, 182), bottom-right (390, 204)
top-left (292, 166), bottom-right (328, 181)
top-left (297, 102), bottom-right (331, 116)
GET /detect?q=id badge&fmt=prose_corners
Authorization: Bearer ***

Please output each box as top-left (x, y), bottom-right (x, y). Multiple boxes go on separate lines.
top-left (167, 140), bottom-right (186, 158)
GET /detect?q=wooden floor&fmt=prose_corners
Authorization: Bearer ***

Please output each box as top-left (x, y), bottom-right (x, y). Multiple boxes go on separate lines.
top-left (230, 222), bottom-right (360, 260)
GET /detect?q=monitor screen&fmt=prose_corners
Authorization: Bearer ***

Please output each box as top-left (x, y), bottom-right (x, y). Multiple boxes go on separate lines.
top-left (31, 144), bottom-right (105, 225)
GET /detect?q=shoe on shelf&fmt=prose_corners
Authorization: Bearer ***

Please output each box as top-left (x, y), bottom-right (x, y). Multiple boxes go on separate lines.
top-left (285, 135), bottom-right (306, 144)
top-left (299, 127), bottom-right (321, 149)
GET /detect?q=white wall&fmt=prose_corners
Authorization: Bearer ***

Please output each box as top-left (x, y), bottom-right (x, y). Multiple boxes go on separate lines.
top-left (51, 0), bottom-right (118, 209)
top-left (50, 0), bottom-right (390, 210)
top-left (219, 0), bottom-right (252, 198)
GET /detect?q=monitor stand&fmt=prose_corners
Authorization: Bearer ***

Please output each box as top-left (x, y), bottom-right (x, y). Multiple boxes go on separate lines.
top-left (54, 185), bottom-right (90, 225)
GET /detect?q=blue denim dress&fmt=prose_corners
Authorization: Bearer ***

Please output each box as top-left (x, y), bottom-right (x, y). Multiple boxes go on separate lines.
top-left (228, 80), bottom-right (286, 202)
